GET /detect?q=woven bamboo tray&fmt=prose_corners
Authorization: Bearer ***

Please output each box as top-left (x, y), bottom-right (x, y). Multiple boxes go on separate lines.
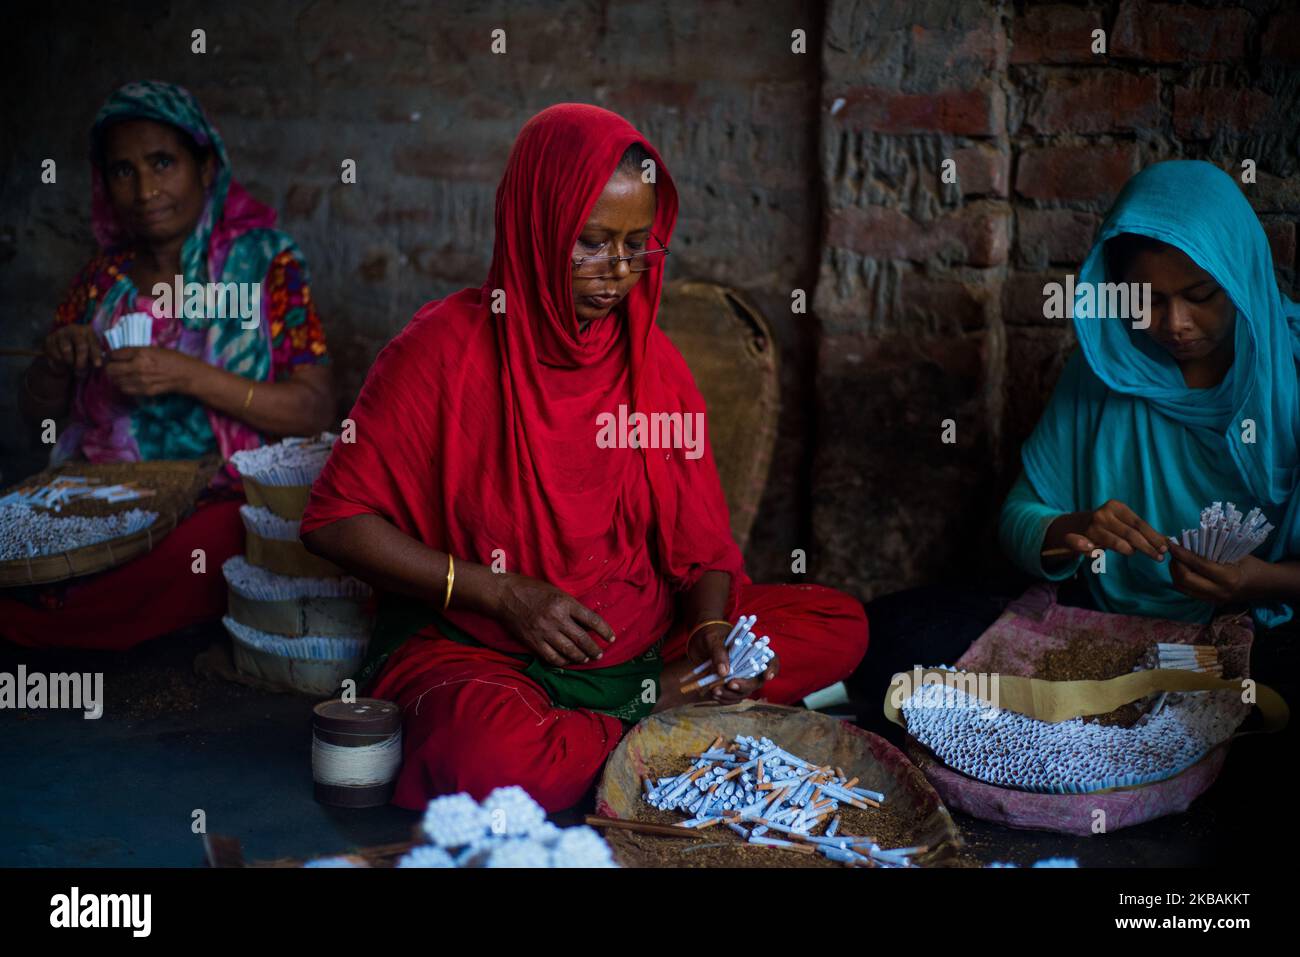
top-left (0, 457), bottom-right (219, 587)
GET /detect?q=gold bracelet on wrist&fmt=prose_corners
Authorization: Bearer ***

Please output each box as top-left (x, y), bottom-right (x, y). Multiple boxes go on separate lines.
top-left (687, 618), bottom-right (731, 642)
top-left (443, 553), bottom-right (455, 611)
top-left (242, 382), bottom-right (255, 410)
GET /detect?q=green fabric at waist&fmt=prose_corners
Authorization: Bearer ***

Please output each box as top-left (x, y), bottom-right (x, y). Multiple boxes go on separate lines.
top-left (356, 593), bottom-right (661, 723)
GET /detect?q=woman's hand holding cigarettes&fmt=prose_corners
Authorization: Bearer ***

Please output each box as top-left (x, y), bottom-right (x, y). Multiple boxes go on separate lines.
top-left (685, 619), bottom-right (780, 704)
top-left (1165, 540), bottom-right (1263, 603)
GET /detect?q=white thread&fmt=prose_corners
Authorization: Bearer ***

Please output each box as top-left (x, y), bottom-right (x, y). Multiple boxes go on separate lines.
top-left (311, 731), bottom-right (402, 787)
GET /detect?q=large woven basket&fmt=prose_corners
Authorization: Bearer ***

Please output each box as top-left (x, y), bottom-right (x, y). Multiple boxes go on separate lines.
top-left (659, 281), bottom-right (779, 551)
top-left (0, 457), bottom-right (219, 587)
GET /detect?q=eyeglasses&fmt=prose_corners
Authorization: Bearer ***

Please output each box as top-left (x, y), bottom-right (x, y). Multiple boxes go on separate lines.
top-left (571, 232), bottom-right (670, 278)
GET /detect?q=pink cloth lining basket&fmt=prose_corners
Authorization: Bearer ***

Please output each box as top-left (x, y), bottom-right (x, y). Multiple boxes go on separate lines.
top-left (904, 583), bottom-right (1253, 835)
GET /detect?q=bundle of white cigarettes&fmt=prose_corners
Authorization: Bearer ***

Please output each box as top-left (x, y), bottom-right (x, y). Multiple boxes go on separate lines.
top-left (0, 476), bottom-right (151, 512)
top-left (679, 614), bottom-right (775, 695)
top-left (229, 433), bottom-right (337, 487)
top-left (1170, 501), bottom-right (1273, 564)
top-left (1144, 642), bottom-right (1221, 718)
top-left (104, 312), bottom-right (153, 350)
top-left (0, 505), bottom-right (158, 561)
top-left (644, 734), bottom-right (924, 867)
top-left (396, 786), bottom-right (617, 868)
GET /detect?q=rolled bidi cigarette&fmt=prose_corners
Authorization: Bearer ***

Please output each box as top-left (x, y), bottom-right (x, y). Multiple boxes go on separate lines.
top-left (686, 637), bottom-right (772, 692)
top-left (680, 615), bottom-right (769, 693)
top-left (686, 615), bottom-right (754, 677)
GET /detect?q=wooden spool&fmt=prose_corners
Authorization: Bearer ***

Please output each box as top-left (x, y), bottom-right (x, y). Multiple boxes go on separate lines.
top-left (311, 698), bottom-right (402, 809)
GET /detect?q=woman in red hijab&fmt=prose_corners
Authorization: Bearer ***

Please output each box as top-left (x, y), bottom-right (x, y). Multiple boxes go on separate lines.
top-left (300, 104), bottom-right (867, 812)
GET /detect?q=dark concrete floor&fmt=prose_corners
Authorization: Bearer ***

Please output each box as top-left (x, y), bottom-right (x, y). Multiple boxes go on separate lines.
top-left (0, 621), bottom-right (1292, 867)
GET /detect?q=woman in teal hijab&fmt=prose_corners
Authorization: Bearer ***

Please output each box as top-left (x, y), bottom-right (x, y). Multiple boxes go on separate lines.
top-left (1000, 159), bottom-right (1300, 628)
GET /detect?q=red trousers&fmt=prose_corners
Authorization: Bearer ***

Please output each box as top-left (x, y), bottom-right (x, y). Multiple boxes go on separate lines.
top-left (371, 582), bottom-right (869, 812)
top-left (0, 497), bottom-right (244, 651)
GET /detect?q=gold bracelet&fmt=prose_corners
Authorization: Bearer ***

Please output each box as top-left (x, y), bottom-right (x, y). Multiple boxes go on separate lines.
top-left (687, 618), bottom-right (731, 642)
top-left (443, 553), bottom-right (455, 610)
top-left (242, 382), bottom-right (255, 410)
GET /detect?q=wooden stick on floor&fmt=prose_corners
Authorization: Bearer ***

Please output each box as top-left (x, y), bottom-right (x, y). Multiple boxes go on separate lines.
top-left (584, 815), bottom-right (702, 839)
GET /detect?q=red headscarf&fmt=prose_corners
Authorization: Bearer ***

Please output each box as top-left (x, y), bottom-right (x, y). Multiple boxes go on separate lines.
top-left (301, 103), bottom-right (746, 666)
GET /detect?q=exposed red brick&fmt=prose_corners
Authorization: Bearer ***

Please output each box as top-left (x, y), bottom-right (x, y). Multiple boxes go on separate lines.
top-left (1016, 144), bottom-right (1139, 204)
top-left (1246, 172), bottom-right (1300, 214)
top-left (392, 144), bottom-right (504, 181)
top-left (1025, 72), bottom-right (1160, 134)
top-left (1112, 1), bottom-right (1251, 62)
top-left (830, 85), bottom-right (1005, 136)
top-left (911, 21), bottom-right (1007, 78)
top-left (1172, 86), bottom-right (1272, 139)
top-left (1265, 221), bottom-right (1297, 271)
top-left (283, 183), bottom-right (322, 220)
top-left (1003, 328), bottom-right (1076, 451)
top-left (1016, 209), bottom-right (1101, 268)
top-left (1011, 5), bottom-right (1105, 64)
top-left (608, 80), bottom-right (698, 113)
top-left (1003, 271), bottom-right (1071, 326)
top-left (826, 201), bottom-right (1010, 266)
top-left (951, 145), bottom-right (1009, 197)
top-left (1262, 11), bottom-right (1300, 62)
top-left (358, 251), bottom-right (389, 282)
top-left (753, 81), bottom-right (807, 123)
top-left (899, 271), bottom-right (992, 332)
top-left (374, 208), bottom-right (438, 226)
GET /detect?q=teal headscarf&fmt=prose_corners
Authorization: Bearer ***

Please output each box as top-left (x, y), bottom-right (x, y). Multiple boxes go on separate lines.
top-left (1022, 160), bottom-right (1300, 627)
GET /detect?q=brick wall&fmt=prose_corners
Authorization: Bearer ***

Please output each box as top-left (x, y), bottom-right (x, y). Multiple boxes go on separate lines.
top-left (815, 0), bottom-right (1300, 599)
top-left (0, 0), bottom-right (822, 583)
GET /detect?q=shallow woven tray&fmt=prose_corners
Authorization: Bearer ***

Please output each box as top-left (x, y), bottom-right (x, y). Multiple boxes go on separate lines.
top-left (596, 700), bottom-right (961, 867)
top-left (0, 457), bottom-right (219, 587)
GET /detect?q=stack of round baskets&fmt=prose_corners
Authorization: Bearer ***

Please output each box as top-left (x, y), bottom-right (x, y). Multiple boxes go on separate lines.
top-left (223, 434), bottom-right (373, 696)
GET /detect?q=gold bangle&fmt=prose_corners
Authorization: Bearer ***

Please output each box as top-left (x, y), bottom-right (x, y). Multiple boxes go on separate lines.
top-left (242, 382), bottom-right (255, 410)
top-left (443, 553), bottom-right (455, 611)
top-left (687, 618), bottom-right (731, 642)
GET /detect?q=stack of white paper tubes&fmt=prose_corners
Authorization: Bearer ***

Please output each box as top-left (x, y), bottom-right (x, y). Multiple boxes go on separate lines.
top-left (899, 664), bottom-right (1248, 793)
top-left (1170, 501), bottom-right (1273, 563)
top-left (0, 505), bottom-right (157, 561)
top-left (223, 433), bottom-right (373, 694)
top-left (302, 786), bottom-right (618, 868)
top-left (103, 311), bottom-right (153, 350)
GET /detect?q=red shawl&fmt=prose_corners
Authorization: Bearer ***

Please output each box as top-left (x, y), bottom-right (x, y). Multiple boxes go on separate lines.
top-left (300, 103), bottom-right (746, 667)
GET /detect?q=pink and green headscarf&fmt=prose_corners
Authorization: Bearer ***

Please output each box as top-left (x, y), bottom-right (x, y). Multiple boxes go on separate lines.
top-left (53, 80), bottom-right (309, 485)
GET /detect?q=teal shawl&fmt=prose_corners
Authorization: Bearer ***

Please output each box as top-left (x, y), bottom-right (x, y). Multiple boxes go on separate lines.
top-left (1022, 160), bottom-right (1300, 627)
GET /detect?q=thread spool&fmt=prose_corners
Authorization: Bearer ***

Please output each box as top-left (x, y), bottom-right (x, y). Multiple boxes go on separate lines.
top-left (311, 698), bottom-right (402, 808)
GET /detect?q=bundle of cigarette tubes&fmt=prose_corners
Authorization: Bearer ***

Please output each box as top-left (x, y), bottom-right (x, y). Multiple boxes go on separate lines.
top-left (679, 614), bottom-right (775, 695)
top-left (1151, 642), bottom-right (1221, 676)
top-left (104, 311), bottom-right (153, 350)
top-left (0, 476), bottom-right (152, 512)
top-left (1170, 501), bottom-right (1273, 564)
top-left (1145, 642), bottom-right (1221, 718)
top-left (643, 734), bottom-right (926, 867)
